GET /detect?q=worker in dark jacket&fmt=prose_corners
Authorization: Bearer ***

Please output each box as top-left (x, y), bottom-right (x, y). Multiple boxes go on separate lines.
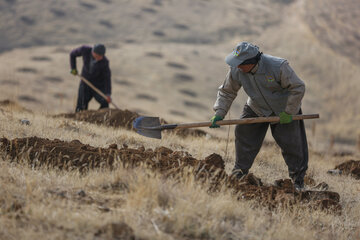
top-left (70, 44), bottom-right (112, 112)
top-left (210, 42), bottom-right (308, 190)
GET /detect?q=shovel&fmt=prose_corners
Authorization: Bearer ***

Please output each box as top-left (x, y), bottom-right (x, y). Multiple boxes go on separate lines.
top-left (133, 114), bottom-right (319, 139)
top-left (77, 74), bottom-right (120, 109)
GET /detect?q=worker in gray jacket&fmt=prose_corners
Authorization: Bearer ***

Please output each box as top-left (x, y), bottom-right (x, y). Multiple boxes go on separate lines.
top-left (210, 42), bottom-right (308, 190)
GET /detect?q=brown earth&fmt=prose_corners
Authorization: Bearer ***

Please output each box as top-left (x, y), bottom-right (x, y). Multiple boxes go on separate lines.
top-left (0, 137), bottom-right (341, 213)
top-left (55, 109), bottom-right (139, 131)
top-left (54, 108), bottom-right (207, 138)
top-left (332, 160), bottom-right (360, 180)
top-left (94, 222), bottom-right (140, 240)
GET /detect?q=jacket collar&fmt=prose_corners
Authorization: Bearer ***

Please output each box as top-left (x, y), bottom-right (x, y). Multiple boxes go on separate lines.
top-left (253, 57), bottom-right (265, 74)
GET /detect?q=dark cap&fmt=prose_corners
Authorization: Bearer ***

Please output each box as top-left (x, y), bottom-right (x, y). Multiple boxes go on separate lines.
top-left (225, 42), bottom-right (259, 67)
top-left (93, 43), bottom-right (106, 56)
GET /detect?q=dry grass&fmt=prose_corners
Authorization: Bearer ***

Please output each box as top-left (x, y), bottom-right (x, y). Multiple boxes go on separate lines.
top-left (1, 104), bottom-right (360, 239)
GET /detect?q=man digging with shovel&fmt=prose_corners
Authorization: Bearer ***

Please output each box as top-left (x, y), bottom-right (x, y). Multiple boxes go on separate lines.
top-left (210, 42), bottom-right (308, 190)
top-left (70, 44), bottom-right (112, 112)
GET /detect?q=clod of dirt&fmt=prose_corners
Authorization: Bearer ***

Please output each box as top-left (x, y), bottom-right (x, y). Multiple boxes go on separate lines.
top-left (98, 205), bottom-right (110, 212)
top-left (304, 176), bottom-right (316, 187)
top-left (204, 153), bottom-right (225, 170)
top-left (77, 190), bottom-right (86, 197)
top-left (94, 222), bottom-right (137, 240)
top-left (19, 119), bottom-right (31, 125)
top-left (327, 169), bottom-right (342, 175)
top-left (0, 137), bottom-right (341, 213)
top-left (312, 182), bottom-right (329, 191)
top-left (54, 108), bottom-right (207, 138)
top-left (330, 160), bottom-right (360, 180)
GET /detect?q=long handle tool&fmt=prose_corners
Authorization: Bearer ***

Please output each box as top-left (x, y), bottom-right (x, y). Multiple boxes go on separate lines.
top-left (77, 74), bottom-right (120, 109)
top-left (133, 114), bottom-right (319, 139)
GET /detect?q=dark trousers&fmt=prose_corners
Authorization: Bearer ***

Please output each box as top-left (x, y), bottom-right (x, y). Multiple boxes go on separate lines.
top-left (234, 105), bottom-right (308, 184)
top-left (75, 82), bottom-right (108, 112)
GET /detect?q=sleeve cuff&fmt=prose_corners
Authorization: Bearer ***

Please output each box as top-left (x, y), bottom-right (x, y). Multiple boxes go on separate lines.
top-left (215, 109), bottom-right (227, 118)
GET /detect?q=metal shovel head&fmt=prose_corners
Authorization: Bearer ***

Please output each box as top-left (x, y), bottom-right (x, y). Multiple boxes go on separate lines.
top-left (133, 116), bottom-right (162, 139)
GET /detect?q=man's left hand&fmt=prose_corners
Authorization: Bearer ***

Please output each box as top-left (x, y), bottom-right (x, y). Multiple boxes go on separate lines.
top-left (279, 111), bottom-right (293, 124)
top-left (106, 95), bottom-right (112, 103)
top-left (209, 115), bottom-right (224, 128)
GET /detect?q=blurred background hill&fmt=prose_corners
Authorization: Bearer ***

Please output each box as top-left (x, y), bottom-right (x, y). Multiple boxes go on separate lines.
top-left (0, 0), bottom-right (359, 151)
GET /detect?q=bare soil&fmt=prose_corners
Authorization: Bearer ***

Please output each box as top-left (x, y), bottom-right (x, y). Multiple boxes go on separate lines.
top-left (54, 108), bottom-right (207, 138)
top-left (0, 137), bottom-right (341, 213)
top-left (56, 109), bottom-right (139, 131)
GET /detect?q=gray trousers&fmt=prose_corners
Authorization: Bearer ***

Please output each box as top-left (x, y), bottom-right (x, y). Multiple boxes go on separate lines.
top-left (233, 105), bottom-right (308, 184)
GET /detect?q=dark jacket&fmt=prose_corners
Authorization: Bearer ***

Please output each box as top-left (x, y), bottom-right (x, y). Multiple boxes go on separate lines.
top-left (70, 45), bottom-right (111, 95)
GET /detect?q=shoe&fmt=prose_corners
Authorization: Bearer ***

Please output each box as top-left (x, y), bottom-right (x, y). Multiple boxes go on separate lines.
top-left (231, 169), bottom-right (248, 180)
top-left (294, 181), bottom-right (304, 191)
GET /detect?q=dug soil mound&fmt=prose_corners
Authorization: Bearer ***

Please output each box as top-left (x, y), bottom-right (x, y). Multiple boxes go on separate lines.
top-left (0, 137), bottom-right (341, 212)
top-left (329, 160), bottom-right (360, 180)
top-left (56, 109), bottom-right (139, 131)
top-left (55, 108), bottom-right (207, 138)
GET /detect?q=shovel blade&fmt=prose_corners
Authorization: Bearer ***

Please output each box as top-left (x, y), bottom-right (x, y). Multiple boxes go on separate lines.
top-left (133, 116), bottom-right (162, 139)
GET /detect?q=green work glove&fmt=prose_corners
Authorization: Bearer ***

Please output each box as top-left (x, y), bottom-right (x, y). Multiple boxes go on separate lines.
top-left (279, 111), bottom-right (293, 124)
top-left (70, 69), bottom-right (78, 75)
top-left (209, 115), bottom-right (224, 128)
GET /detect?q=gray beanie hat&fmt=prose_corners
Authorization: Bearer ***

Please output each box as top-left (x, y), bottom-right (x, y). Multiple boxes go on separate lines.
top-left (225, 42), bottom-right (259, 67)
top-left (93, 43), bottom-right (106, 56)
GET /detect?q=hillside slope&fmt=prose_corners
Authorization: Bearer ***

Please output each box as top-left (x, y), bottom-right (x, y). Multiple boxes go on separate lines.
top-left (0, 0), bottom-right (359, 150)
top-left (304, 0), bottom-right (360, 64)
top-left (0, 0), bottom-right (282, 52)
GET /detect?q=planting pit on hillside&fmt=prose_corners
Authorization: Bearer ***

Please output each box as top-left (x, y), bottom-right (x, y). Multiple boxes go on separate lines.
top-left (0, 137), bottom-right (341, 213)
top-left (0, 99), bottom-right (31, 112)
top-left (54, 108), bottom-right (207, 138)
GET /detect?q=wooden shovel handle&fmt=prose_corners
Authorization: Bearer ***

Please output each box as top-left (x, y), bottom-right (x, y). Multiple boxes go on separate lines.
top-left (78, 75), bottom-right (120, 109)
top-left (174, 114), bottom-right (319, 129)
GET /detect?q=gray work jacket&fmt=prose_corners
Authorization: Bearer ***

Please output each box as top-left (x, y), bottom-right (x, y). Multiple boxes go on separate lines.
top-left (213, 54), bottom-right (305, 117)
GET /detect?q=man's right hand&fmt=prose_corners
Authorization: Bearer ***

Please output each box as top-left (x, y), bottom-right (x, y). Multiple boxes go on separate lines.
top-left (209, 115), bottom-right (224, 128)
top-left (70, 69), bottom-right (78, 75)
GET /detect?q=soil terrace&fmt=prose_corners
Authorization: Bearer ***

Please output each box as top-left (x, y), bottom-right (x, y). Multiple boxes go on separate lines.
top-left (55, 108), bottom-right (207, 138)
top-left (0, 137), bottom-right (341, 213)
